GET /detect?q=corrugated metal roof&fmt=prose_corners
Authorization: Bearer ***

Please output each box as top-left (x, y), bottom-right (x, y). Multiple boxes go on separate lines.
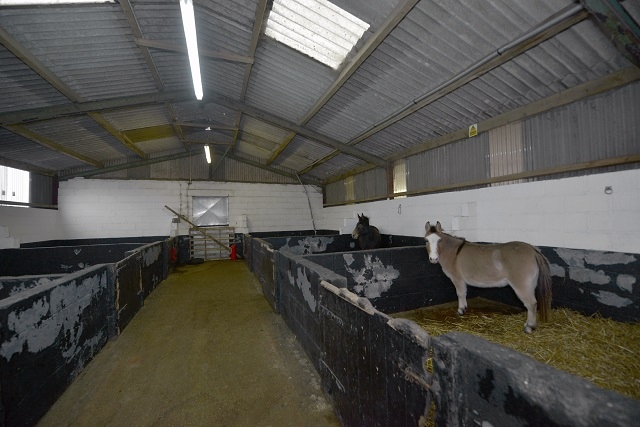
top-left (0, 0), bottom-right (637, 187)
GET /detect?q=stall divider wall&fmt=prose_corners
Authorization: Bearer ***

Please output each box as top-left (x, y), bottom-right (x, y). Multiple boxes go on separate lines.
top-left (0, 236), bottom-right (178, 426)
top-left (0, 265), bottom-right (114, 427)
top-left (432, 332), bottom-right (640, 426)
top-left (319, 281), bottom-right (432, 426)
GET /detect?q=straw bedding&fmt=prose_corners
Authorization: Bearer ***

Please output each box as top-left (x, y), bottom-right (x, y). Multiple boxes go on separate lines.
top-left (396, 298), bottom-right (640, 400)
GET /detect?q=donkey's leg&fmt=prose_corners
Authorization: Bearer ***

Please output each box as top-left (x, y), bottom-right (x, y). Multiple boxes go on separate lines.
top-left (453, 280), bottom-right (468, 315)
top-left (511, 283), bottom-right (538, 333)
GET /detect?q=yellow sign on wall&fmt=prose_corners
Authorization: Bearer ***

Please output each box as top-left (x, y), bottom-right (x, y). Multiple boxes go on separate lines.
top-left (469, 124), bottom-right (478, 137)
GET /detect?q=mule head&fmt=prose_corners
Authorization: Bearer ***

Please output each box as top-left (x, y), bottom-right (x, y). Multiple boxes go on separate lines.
top-left (424, 221), bottom-right (443, 264)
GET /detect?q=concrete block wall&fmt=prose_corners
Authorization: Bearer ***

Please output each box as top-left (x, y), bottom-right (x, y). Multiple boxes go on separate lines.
top-left (0, 208), bottom-right (58, 245)
top-left (316, 169), bottom-right (640, 254)
top-left (57, 179), bottom-right (323, 239)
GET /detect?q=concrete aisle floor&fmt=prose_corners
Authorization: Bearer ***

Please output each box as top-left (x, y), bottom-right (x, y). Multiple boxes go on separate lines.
top-left (38, 260), bottom-right (341, 427)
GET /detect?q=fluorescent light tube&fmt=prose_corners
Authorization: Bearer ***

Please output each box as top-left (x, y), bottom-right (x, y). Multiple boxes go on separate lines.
top-left (180, 0), bottom-right (203, 100)
top-left (204, 145), bottom-right (211, 164)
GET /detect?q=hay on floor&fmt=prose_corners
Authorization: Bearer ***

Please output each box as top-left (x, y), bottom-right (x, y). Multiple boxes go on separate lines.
top-left (396, 298), bottom-right (640, 401)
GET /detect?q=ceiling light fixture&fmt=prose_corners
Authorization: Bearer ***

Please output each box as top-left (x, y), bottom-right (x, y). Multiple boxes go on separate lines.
top-left (179, 0), bottom-right (203, 100)
top-left (204, 145), bottom-right (211, 164)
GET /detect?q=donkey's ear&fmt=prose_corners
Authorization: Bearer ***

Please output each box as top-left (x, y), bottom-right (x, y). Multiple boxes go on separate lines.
top-left (436, 221), bottom-right (442, 231)
top-left (425, 222), bottom-right (431, 231)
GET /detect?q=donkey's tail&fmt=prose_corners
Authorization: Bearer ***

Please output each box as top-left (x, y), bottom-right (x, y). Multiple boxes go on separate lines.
top-left (535, 250), bottom-right (552, 322)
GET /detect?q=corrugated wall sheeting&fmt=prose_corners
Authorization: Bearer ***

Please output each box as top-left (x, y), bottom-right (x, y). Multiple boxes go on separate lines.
top-left (406, 135), bottom-right (490, 192)
top-left (0, 5), bottom-right (156, 100)
top-left (149, 50), bottom-right (196, 94)
top-left (354, 168), bottom-right (387, 201)
top-left (524, 81), bottom-right (640, 171)
top-left (245, 40), bottom-right (335, 123)
top-left (142, 0), bottom-right (250, 97)
top-left (213, 155), bottom-right (297, 184)
top-left (305, 153), bottom-right (367, 181)
top-left (353, 18), bottom-right (631, 160)
top-left (306, 0), bottom-right (575, 142)
top-left (325, 179), bottom-right (346, 205)
top-left (235, 116), bottom-right (290, 157)
top-left (271, 135), bottom-right (335, 171)
top-left (172, 102), bottom-right (237, 126)
top-left (26, 117), bottom-right (133, 161)
top-left (0, 128), bottom-right (79, 171)
top-left (0, 46), bottom-right (69, 113)
top-left (30, 173), bottom-right (54, 205)
top-left (100, 105), bottom-right (171, 131)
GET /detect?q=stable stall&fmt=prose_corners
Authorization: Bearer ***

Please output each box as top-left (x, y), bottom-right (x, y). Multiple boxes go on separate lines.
top-left (246, 232), bottom-right (640, 426)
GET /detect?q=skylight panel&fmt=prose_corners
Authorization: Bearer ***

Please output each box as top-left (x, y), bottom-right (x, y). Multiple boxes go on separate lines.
top-left (265, 0), bottom-right (370, 69)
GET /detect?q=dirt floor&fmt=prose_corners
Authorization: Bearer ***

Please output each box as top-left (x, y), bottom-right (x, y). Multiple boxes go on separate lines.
top-left (38, 260), bottom-right (341, 427)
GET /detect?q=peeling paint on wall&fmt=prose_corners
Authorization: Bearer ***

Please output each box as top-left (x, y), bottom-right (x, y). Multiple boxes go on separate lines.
top-left (0, 277), bottom-right (58, 299)
top-left (549, 263), bottom-right (565, 278)
top-left (343, 254), bottom-right (400, 299)
top-left (616, 275), bottom-right (636, 293)
top-left (283, 236), bottom-right (335, 255)
top-left (142, 245), bottom-right (161, 267)
top-left (0, 272), bottom-right (107, 363)
top-left (592, 290), bottom-right (633, 308)
top-left (287, 267), bottom-right (316, 312)
top-left (555, 248), bottom-right (636, 267)
top-left (569, 268), bottom-right (611, 285)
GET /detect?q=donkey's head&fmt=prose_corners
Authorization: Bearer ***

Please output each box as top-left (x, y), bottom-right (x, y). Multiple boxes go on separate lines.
top-left (424, 221), bottom-right (443, 264)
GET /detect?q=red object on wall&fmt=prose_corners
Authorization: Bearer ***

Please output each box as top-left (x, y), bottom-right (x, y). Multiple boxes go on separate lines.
top-left (170, 247), bottom-right (178, 263)
top-left (230, 244), bottom-right (237, 260)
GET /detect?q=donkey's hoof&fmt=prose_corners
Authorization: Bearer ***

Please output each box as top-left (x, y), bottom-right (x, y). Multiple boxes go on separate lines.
top-left (523, 325), bottom-right (535, 334)
top-left (456, 308), bottom-right (466, 316)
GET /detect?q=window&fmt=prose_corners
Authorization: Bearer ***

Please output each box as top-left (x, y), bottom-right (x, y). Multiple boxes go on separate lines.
top-left (265, 0), bottom-right (369, 69)
top-left (344, 176), bottom-right (355, 202)
top-left (0, 166), bottom-right (29, 206)
top-left (393, 160), bottom-right (407, 196)
top-left (192, 196), bottom-right (229, 226)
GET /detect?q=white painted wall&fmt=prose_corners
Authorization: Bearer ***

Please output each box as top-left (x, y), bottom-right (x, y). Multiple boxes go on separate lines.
top-left (56, 178), bottom-right (324, 239)
top-left (1, 170), bottom-right (638, 253)
top-left (316, 169), bottom-right (640, 254)
top-left (0, 206), bottom-right (60, 247)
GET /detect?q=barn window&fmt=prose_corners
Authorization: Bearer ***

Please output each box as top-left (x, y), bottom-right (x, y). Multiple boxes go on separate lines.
top-left (265, 0), bottom-right (370, 69)
top-left (0, 166), bottom-right (29, 207)
top-left (192, 196), bottom-right (229, 226)
top-left (393, 160), bottom-right (407, 196)
top-left (344, 176), bottom-right (355, 202)
top-left (488, 122), bottom-right (525, 186)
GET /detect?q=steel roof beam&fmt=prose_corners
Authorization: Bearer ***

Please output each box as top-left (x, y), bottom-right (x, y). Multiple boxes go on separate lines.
top-left (581, 0), bottom-right (640, 67)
